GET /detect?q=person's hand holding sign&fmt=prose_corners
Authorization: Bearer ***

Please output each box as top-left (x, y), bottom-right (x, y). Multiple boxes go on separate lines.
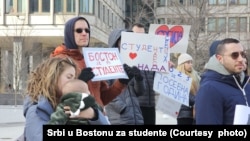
top-left (119, 64), bottom-right (134, 84)
top-left (78, 67), bottom-right (95, 82)
top-left (132, 66), bottom-right (143, 81)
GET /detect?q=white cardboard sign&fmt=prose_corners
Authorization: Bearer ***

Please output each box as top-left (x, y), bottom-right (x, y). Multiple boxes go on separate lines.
top-left (153, 68), bottom-right (192, 106)
top-left (120, 32), bottom-right (170, 73)
top-left (148, 24), bottom-right (191, 53)
top-left (83, 47), bottom-right (128, 81)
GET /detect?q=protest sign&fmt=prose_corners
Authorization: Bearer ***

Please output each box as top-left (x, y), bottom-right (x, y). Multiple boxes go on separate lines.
top-left (148, 24), bottom-right (190, 53)
top-left (156, 94), bottom-right (182, 119)
top-left (153, 68), bottom-right (192, 106)
top-left (120, 32), bottom-right (170, 73)
top-left (233, 105), bottom-right (250, 125)
top-left (83, 47), bottom-right (128, 81)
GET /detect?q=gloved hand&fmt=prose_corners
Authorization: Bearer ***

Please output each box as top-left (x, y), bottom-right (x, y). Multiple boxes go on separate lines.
top-left (78, 67), bottom-right (95, 82)
top-left (132, 66), bottom-right (143, 81)
top-left (119, 64), bottom-right (134, 84)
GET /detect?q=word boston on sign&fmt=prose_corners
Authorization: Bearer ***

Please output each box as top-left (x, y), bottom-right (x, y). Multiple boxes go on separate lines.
top-left (83, 47), bottom-right (128, 81)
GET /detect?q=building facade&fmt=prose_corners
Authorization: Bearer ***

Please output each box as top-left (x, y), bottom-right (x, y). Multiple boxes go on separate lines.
top-left (1, 0), bottom-right (250, 93)
top-left (0, 0), bottom-right (126, 93)
top-left (154, 0), bottom-right (250, 69)
top-left (154, 0), bottom-right (250, 47)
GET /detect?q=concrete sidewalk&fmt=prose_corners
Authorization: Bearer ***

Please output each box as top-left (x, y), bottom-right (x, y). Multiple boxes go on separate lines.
top-left (0, 105), bottom-right (176, 140)
top-left (0, 105), bottom-right (25, 141)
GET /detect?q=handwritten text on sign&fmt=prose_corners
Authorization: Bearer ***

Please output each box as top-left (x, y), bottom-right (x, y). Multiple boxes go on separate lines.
top-left (83, 48), bottom-right (128, 81)
top-left (120, 32), bottom-right (170, 73)
top-left (153, 68), bottom-right (192, 106)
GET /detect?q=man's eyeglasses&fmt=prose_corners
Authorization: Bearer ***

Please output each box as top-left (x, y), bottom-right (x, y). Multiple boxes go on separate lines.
top-left (74, 28), bottom-right (90, 34)
top-left (223, 51), bottom-right (247, 59)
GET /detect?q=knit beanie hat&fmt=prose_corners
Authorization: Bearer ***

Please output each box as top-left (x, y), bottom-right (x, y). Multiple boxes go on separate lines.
top-left (209, 40), bottom-right (221, 57)
top-left (178, 53), bottom-right (193, 65)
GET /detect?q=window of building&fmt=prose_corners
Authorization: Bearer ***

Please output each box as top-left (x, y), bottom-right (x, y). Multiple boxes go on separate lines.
top-left (230, 0), bottom-right (236, 4)
top-left (105, 7), bottom-right (108, 24)
top-left (169, 0), bottom-right (199, 6)
top-left (103, 5), bottom-right (106, 23)
top-left (17, 0), bottom-right (25, 13)
top-left (5, 0), bottom-right (26, 14)
top-left (114, 16), bottom-right (117, 28)
top-left (239, 17), bottom-right (247, 32)
top-left (157, 0), bottom-right (166, 7)
top-left (54, 0), bottom-right (62, 13)
top-left (229, 17), bottom-right (247, 32)
top-left (54, 0), bottom-right (75, 13)
top-left (110, 12), bottom-right (113, 27)
top-left (66, 0), bottom-right (75, 12)
top-left (217, 18), bottom-right (226, 32)
top-left (158, 18), bottom-right (165, 24)
top-left (218, 0), bottom-right (227, 4)
top-left (42, 0), bottom-right (50, 12)
top-left (167, 18), bottom-right (188, 25)
top-left (98, 1), bottom-right (101, 18)
top-left (188, 0), bottom-right (196, 6)
top-left (229, 17), bottom-right (237, 31)
top-left (208, 18), bottom-right (216, 32)
top-left (208, 0), bottom-right (216, 5)
top-left (207, 17), bottom-right (226, 32)
top-left (179, 0), bottom-right (184, 5)
top-left (230, 0), bottom-right (247, 5)
top-left (239, 0), bottom-right (247, 4)
top-left (79, 0), bottom-right (94, 14)
top-left (208, 0), bottom-right (226, 5)
top-left (29, 0), bottom-right (50, 13)
top-left (29, 0), bottom-right (38, 13)
top-left (100, 3), bottom-right (103, 21)
top-left (107, 9), bottom-right (109, 26)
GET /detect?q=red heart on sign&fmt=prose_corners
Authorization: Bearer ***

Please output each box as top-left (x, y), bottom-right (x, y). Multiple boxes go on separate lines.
top-left (129, 52), bottom-right (137, 60)
top-left (155, 25), bottom-right (184, 48)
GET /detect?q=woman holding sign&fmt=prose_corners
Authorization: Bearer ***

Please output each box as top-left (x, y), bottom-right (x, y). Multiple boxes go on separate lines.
top-left (176, 53), bottom-right (200, 125)
top-left (50, 16), bottom-right (135, 108)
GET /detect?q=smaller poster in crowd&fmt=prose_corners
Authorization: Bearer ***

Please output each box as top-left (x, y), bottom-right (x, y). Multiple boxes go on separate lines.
top-left (233, 105), bottom-right (250, 125)
top-left (148, 24), bottom-right (191, 53)
top-left (153, 68), bottom-right (192, 106)
top-left (83, 47), bottom-right (128, 81)
top-left (156, 94), bottom-right (182, 119)
top-left (120, 32), bottom-right (170, 73)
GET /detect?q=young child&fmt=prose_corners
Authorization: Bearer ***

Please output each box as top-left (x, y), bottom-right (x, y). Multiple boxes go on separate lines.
top-left (47, 79), bottom-right (102, 125)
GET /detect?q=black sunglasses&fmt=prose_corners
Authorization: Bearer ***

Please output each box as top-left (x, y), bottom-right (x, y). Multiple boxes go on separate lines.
top-left (223, 51), bottom-right (247, 59)
top-left (74, 28), bottom-right (90, 34)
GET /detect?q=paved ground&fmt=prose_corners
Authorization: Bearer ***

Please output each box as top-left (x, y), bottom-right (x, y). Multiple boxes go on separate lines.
top-left (0, 105), bottom-right (176, 141)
